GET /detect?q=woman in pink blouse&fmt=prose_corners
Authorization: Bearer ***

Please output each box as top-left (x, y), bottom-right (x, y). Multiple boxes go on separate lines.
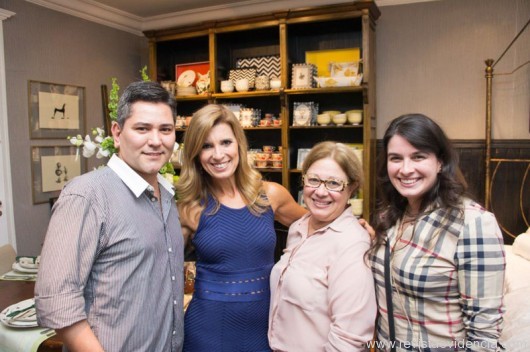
top-left (268, 141), bottom-right (377, 351)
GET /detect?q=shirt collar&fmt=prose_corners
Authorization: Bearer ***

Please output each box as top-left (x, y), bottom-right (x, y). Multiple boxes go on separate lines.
top-left (292, 206), bottom-right (357, 238)
top-left (107, 154), bottom-right (175, 198)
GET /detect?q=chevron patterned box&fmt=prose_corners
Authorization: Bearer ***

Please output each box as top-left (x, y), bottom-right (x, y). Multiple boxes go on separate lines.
top-left (236, 55), bottom-right (281, 79)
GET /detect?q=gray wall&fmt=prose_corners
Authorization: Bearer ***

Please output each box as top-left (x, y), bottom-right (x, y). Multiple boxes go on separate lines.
top-left (2, 0), bottom-right (148, 255)
top-left (376, 0), bottom-right (530, 139)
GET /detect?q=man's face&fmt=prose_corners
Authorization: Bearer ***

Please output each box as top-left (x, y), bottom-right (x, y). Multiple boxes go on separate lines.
top-left (112, 101), bottom-right (175, 186)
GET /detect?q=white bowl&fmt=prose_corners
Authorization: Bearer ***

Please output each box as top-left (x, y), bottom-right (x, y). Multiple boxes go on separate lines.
top-left (235, 78), bottom-right (249, 92)
top-left (332, 113), bottom-right (346, 126)
top-left (220, 80), bottom-right (234, 93)
top-left (317, 113), bottom-right (331, 126)
top-left (270, 78), bottom-right (281, 89)
top-left (346, 110), bottom-right (363, 124)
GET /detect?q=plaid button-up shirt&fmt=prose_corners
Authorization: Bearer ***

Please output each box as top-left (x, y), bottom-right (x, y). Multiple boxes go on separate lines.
top-left (371, 199), bottom-right (505, 351)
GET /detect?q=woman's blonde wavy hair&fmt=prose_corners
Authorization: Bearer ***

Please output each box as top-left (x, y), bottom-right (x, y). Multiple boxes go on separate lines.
top-left (176, 104), bottom-right (269, 218)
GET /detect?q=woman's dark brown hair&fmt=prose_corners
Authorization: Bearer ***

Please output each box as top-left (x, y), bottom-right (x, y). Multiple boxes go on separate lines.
top-left (372, 113), bottom-right (468, 248)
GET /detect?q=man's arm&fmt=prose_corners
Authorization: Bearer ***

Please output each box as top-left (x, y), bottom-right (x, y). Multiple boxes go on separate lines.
top-left (57, 320), bottom-right (105, 352)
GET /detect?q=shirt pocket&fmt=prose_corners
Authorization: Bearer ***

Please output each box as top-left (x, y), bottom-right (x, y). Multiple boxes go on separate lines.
top-left (281, 263), bottom-right (326, 311)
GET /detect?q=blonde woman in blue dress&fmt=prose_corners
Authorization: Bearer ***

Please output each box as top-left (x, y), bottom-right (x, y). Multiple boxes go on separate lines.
top-left (176, 104), bottom-right (307, 351)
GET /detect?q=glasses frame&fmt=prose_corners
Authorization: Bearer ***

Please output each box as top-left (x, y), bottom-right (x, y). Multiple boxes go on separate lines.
top-left (302, 174), bottom-right (349, 192)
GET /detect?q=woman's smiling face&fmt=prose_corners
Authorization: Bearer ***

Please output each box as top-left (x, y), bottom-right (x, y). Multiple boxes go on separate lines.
top-left (199, 122), bottom-right (239, 181)
top-left (304, 157), bottom-right (352, 229)
top-left (386, 134), bottom-right (441, 212)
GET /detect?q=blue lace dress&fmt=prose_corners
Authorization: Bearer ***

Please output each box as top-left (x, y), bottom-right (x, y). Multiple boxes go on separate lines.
top-left (183, 197), bottom-right (276, 352)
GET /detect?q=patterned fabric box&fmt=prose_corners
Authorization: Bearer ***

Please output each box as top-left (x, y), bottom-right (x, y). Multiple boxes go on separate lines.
top-left (236, 55), bottom-right (281, 79)
top-left (229, 68), bottom-right (257, 89)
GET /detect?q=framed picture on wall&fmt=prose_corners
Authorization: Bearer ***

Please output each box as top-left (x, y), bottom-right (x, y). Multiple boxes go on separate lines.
top-left (31, 145), bottom-right (87, 204)
top-left (28, 80), bottom-right (86, 139)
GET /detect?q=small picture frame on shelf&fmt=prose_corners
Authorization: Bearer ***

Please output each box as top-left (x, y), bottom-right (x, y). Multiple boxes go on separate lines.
top-left (239, 108), bottom-right (254, 128)
top-left (291, 64), bottom-right (316, 89)
top-left (297, 148), bottom-right (311, 169)
top-left (292, 102), bottom-right (312, 126)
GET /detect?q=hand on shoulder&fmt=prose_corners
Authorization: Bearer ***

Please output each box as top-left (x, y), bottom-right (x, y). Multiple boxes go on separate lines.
top-left (358, 218), bottom-right (376, 241)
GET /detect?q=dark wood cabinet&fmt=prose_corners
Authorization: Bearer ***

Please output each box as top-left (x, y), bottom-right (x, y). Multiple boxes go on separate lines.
top-left (145, 1), bottom-right (380, 219)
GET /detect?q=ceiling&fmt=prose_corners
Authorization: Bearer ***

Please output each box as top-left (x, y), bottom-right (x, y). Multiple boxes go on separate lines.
top-left (85, 0), bottom-right (259, 18)
top-left (24, 0), bottom-right (437, 36)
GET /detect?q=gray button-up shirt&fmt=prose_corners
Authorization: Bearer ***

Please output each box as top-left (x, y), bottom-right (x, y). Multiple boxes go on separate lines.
top-left (35, 155), bottom-right (184, 351)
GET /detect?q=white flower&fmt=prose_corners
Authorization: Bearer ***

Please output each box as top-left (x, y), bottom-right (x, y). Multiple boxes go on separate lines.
top-left (69, 135), bottom-right (84, 147)
top-left (94, 127), bottom-right (105, 143)
top-left (96, 148), bottom-right (111, 159)
top-left (69, 127), bottom-right (116, 162)
top-left (82, 139), bottom-right (97, 158)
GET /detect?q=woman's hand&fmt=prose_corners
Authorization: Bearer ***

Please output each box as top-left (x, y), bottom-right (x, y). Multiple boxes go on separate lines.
top-left (358, 218), bottom-right (375, 240)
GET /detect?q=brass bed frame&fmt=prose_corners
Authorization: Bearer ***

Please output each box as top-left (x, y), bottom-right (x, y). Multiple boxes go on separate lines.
top-left (484, 17), bottom-right (530, 238)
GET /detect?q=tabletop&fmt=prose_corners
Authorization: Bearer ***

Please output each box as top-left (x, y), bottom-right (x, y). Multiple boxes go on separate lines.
top-left (0, 280), bottom-right (62, 351)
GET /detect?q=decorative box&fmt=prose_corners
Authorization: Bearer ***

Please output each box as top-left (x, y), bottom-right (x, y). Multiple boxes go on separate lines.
top-left (236, 55), bottom-right (281, 79)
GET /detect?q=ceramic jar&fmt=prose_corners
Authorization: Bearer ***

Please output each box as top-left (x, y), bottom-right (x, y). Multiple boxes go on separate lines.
top-left (271, 153), bottom-right (282, 161)
top-left (255, 75), bottom-right (270, 90)
top-left (220, 80), bottom-right (234, 93)
top-left (263, 145), bottom-right (275, 153)
top-left (235, 78), bottom-right (249, 92)
top-left (161, 81), bottom-right (176, 95)
top-left (350, 198), bottom-right (363, 217)
top-left (175, 116), bottom-right (185, 129)
top-left (270, 77), bottom-right (281, 89)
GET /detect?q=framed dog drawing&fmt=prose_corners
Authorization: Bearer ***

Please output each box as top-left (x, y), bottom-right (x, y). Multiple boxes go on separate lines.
top-left (28, 80), bottom-right (86, 139)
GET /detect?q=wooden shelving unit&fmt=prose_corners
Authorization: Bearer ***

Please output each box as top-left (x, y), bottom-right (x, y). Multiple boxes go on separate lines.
top-left (145, 1), bottom-right (380, 219)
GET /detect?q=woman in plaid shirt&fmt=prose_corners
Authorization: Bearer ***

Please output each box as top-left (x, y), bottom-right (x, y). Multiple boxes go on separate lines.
top-left (371, 114), bottom-right (505, 351)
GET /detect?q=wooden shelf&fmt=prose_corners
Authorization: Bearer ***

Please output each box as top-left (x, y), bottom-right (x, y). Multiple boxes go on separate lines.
top-left (212, 90), bottom-right (281, 99)
top-left (289, 125), bottom-right (363, 130)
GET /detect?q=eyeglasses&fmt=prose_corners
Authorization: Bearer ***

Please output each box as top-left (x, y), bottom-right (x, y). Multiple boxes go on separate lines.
top-left (302, 174), bottom-right (349, 192)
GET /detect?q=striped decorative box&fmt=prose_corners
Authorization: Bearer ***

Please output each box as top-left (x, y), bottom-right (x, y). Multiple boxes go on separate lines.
top-left (236, 55), bottom-right (281, 79)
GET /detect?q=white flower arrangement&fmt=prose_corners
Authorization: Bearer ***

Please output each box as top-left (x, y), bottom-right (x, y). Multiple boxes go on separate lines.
top-left (69, 127), bottom-right (116, 160)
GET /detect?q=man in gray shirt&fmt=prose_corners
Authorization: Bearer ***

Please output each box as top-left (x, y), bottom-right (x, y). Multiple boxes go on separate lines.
top-left (35, 81), bottom-right (184, 351)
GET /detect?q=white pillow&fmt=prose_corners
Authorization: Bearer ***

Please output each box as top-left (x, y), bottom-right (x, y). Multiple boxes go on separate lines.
top-left (499, 287), bottom-right (530, 351)
top-left (512, 232), bottom-right (530, 261)
top-left (504, 245), bottom-right (530, 293)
